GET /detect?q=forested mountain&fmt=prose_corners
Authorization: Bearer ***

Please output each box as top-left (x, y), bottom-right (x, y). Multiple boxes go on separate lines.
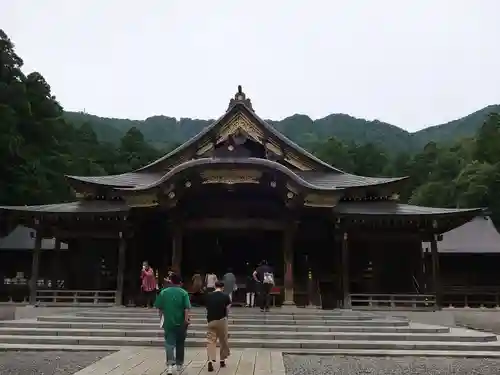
top-left (2, 29), bottom-right (500, 227)
top-left (65, 105), bottom-right (498, 153)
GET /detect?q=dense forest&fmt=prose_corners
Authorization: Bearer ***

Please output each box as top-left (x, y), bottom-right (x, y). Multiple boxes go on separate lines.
top-left (2, 29), bottom-right (500, 225)
top-left (65, 105), bottom-right (500, 154)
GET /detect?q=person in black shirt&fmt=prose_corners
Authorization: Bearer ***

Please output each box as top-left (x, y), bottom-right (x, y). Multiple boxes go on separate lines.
top-left (205, 281), bottom-right (231, 372)
top-left (253, 260), bottom-right (274, 312)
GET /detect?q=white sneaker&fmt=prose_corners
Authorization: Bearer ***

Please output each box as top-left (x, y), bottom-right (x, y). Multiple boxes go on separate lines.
top-left (166, 364), bottom-right (173, 375)
top-left (176, 364), bottom-right (184, 372)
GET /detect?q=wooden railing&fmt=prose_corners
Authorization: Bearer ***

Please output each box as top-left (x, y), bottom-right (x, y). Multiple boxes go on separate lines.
top-left (35, 290), bottom-right (116, 305)
top-left (349, 293), bottom-right (437, 310)
top-left (444, 286), bottom-right (500, 308)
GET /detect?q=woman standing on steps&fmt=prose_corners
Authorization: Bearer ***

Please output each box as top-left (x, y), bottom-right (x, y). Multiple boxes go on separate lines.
top-left (140, 261), bottom-right (157, 308)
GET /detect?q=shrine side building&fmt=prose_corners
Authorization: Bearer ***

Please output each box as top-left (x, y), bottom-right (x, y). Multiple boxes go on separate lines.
top-left (0, 87), bottom-right (484, 308)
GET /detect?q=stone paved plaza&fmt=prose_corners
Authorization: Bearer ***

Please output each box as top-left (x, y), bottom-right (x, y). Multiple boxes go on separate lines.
top-left (0, 350), bottom-right (112, 375)
top-left (283, 354), bottom-right (500, 375)
top-left (16, 348), bottom-right (500, 375)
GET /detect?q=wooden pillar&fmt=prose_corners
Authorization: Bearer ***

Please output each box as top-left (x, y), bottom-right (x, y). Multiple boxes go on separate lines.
top-left (430, 234), bottom-right (442, 308)
top-left (283, 222), bottom-right (295, 305)
top-left (341, 232), bottom-right (351, 308)
top-left (52, 238), bottom-right (61, 288)
top-left (417, 241), bottom-right (426, 293)
top-left (171, 225), bottom-right (183, 275)
top-left (115, 232), bottom-right (126, 306)
top-left (29, 228), bottom-right (42, 305)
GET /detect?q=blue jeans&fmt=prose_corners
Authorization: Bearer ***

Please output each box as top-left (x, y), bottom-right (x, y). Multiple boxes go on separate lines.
top-left (164, 325), bottom-right (187, 366)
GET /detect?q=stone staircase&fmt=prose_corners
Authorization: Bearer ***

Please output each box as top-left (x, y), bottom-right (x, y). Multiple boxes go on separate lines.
top-left (1, 307), bottom-right (500, 356)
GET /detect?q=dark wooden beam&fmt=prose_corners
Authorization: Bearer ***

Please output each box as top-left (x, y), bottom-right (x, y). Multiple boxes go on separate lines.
top-left (53, 229), bottom-right (132, 239)
top-left (335, 230), bottom-right (428, 241)
top-left (185, 218), bottom-right (285, 231)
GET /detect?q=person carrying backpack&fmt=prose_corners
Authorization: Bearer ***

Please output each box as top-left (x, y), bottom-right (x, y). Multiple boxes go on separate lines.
top-left (253, 260), bottom-right (274, 312)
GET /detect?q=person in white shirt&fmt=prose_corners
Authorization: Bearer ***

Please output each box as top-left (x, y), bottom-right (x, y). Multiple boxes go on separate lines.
top-left (205, 272), bottom-right (218, 293)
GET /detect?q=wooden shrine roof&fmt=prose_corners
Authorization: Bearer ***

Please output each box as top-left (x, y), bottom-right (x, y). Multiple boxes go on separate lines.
top-left (64, 86), bottom-right (409, 192)
top-left (422, 216), bottom-right (500, 253)
top-left (0, 200), bottom-right (482, 218)
top-left (134, 88), bottom-right (341, 174)
top-left (333, 202), bottom-right (483, 217)
top-left (0, 226), bottom-right (68, 250)
top-left (66, 159), bottom-right (407, 192)
top-left (0, 201), bottom-right (130, 215)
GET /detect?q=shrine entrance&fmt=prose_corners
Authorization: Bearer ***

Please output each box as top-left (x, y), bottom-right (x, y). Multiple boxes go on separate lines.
top-left (182, 228), bottom-right (283, 280)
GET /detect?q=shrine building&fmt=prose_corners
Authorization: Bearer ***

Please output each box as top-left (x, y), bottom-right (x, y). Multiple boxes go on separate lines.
top-left (0, 86), bottom-right (484, 309)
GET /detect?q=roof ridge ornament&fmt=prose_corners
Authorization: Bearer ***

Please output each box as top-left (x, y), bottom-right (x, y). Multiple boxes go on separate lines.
top-left (227, 85), bottom-right (254, 111)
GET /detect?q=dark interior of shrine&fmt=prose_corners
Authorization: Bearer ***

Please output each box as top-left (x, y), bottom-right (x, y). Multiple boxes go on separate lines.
top-left (182, 229), bottom-right (283, 281)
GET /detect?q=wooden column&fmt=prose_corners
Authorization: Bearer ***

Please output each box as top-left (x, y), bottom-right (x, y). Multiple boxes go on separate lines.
top-left (115, 232), bottom-right (126, 306)
top-left (417, 241), bottom-right (426, 293)
top-left (171, 225), bottom-right (183, 275)
top-left (29, 228), bottom-right (42, 305)
top-left (430, 234), bottom-right (442, 308)
top-left (341, 232), bottom-right (351, 308)
top-left (283, 222), bottom-right (295, 305)
top-left (51, 238), bottom-right (61, 288)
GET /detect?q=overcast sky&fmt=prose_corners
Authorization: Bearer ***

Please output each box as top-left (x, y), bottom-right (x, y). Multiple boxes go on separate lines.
top-left (2, 1), bottom-right (499, 131)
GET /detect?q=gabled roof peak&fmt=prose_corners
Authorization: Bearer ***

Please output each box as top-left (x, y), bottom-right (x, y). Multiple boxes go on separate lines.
top-left (227, 85), bottom-right (254, 111)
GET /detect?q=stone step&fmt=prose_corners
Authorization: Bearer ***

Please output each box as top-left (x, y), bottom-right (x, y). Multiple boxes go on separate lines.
top-left (75, 313), bottom-right (378, 321)
top-left (96, 307), bottom-right (349, 316)
top-left (75, 310), bottom-right (373, 320)
top-left (0, 327), bottom-right (488, 342)
top-left (0, 321), bottom-right (449, 333)
top-left (37, 316), bottom-right (409, 326)
top-left (0, 335), bottom-right (499, 351)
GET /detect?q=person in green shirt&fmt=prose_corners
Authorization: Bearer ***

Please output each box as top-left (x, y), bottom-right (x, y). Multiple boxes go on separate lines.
top-left (154, 273), bottom-right (191, 375)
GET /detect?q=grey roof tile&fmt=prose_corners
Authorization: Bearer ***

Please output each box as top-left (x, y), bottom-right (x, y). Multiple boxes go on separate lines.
top-left (334, 202), bottom-right (483, 216)
top-left (296, 171), bottom-right (407, 188)
top-left (422, 216), bottom-right (500, 253)
top-left (67, 162), bottom-right (406, 191)
top-left (66, 172), bottom-right (163, 188)
top-left (0, 201), bottom-right (130, 214)
top-left (0, 226), bottom-right (68, 250)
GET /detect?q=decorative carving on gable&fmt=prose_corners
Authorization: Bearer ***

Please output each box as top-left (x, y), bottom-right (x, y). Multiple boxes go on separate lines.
top-left (218, 112), bottom-right (264, 144)
top-left (200, 169), bottom-right (262, 185)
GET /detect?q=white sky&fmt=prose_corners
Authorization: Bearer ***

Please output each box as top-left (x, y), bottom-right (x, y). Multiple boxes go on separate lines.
top-left (2, 0), bottom-right (499, 131)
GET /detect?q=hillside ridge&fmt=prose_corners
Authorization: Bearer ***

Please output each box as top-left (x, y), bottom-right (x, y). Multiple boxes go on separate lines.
top-left (64, 104), bottom-right (500, 152)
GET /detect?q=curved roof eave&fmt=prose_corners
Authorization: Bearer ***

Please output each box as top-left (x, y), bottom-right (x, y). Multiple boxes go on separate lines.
top-left (114, 157), bottom-right (346, 193)
top-left (334, 201), bottom-right (485, 217)
top-left (64, 172), bottom-right (164, 188)
top-left (340, 175), bottom-right (409, 189)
